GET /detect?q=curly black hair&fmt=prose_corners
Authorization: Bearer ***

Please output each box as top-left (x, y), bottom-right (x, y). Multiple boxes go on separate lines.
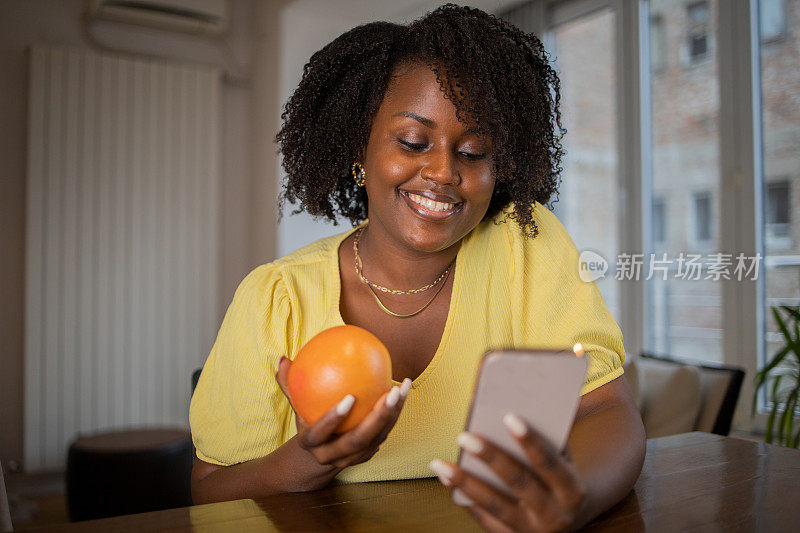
top-left (275, 3), bottom-right (564, 237)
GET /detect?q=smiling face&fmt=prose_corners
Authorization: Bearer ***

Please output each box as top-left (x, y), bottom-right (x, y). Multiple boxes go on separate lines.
top-left (362, 62), bottom-right (496, 255)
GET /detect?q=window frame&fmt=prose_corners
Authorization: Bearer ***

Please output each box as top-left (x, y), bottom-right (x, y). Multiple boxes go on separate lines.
top-left (717, 0), bottom-right (765, 431)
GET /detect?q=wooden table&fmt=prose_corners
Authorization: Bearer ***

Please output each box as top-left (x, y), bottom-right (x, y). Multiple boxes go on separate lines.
top-left (36, 432), bottom-right (800, 531)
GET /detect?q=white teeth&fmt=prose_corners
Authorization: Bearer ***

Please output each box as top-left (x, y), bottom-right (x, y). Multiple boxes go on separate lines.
top-left (406, 192), bottom-right (456, 212)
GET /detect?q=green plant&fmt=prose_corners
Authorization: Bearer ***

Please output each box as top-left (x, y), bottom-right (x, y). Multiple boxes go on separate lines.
top-left (752, 305), bottom-right (800, 448)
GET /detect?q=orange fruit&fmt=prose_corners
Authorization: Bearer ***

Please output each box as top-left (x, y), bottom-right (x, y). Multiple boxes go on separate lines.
top-left (287, 325), bottom-right (393, 433)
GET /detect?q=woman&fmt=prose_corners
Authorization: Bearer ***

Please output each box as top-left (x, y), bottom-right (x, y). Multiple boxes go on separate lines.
top-left (190, 4), bottom-right (645, 531)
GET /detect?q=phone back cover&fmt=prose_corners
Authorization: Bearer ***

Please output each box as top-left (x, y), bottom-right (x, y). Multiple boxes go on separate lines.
top-left (453, 350), bottom-right (587, 506)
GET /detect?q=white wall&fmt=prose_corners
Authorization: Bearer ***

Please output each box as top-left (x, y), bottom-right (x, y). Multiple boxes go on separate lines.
top-left (0, 0), bottom-right (274, 471)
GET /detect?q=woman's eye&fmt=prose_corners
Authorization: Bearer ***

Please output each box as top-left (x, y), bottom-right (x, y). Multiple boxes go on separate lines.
top-left (398, 139), bottom-right (428, 152)
top-left (459, 151), bottom-right (487, 161)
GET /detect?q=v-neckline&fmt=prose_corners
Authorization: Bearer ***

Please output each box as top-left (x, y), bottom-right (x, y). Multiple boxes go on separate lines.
top-left (329, 222), bottom-right (464, 388)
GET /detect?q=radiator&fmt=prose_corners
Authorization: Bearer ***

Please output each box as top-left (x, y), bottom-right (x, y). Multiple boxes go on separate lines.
top-left (24, 45), bottom-right (221, 471)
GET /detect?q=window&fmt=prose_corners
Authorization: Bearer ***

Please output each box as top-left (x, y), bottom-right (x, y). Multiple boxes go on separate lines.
top-left (760, 0), bottom-right (800, 404)
top-left (693, 192), bottom-right (712, 242)
top-left (766, 180), bottom-right (790, 239)
top-left (653, 197), bottom-right (667, 247)
top-left (689, 32), bottom-right (708, 59)
top-left (760, 0), bottom-right (786, 42)
top-left (686, 2), bottom-right (710, 62)
top-left (645, 0), bottom-right (722, 364)
top-left (688, 1), bottom-right (710, 23)
top-left (650, 14), bottom-right (667, 71)
top-left (497, 0), bottom-right (798, 429)
top-left (547, 8), bottom-right (621, 321)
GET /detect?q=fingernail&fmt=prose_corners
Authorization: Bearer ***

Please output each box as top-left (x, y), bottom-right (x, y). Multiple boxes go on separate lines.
top-left (400, 378), bottom-right (412, 398)
top-left (503, 413), bottom-right (528, 437)
top-left (337, 394), bottom-right (355, 415)
top-left (429, 459), bottom-right (454, 486)
top-left (452, 488), bottom-right (474, 507)
top-left (457, 432), bottom-right (484, 454)
top-left (385, 386), bottom-right (400, 407)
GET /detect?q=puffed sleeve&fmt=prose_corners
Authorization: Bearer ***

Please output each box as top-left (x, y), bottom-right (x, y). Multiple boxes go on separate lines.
top-left (189, 264), bottom-right (295, 465)
top-left (513, 204), bottom-right (626, 396)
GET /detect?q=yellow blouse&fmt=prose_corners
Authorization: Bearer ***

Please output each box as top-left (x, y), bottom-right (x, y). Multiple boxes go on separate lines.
top-left (189, 203), bottom-right (625, 483)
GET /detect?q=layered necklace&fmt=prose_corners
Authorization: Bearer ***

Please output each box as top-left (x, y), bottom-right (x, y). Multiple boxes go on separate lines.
top-left (353, 227), bottom-right (455, 318)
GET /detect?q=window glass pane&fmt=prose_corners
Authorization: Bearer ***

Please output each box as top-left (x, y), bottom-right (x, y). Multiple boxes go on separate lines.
top-left (686, 1), bottom-right (711, 63)
top-left (690, 33), bottom-right (708, 58)
top-left (549, 9), bottom-right (620, 322)
top-left (760, 0), bottom-right (786, 42)
top-left (653, 197), bottom-right (667, 246)
top-left (759, 0), bottom-right (800, 404)
top-left (693, 192), bottom-right (712, 242)
top-left (646, 0), bottom-right (722, 361)
top-left (688, 2), bottom-right (709, 23)
top-left (766, 181), bottom-right (789, 224)
top-left (651, 15), bottom-right (667, 71)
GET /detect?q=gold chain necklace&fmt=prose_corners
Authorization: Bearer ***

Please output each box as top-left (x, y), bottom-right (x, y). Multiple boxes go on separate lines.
top-left (353, 227), bottom-right (454, 318)
top-left (353, 228), bottom-right (454, 294)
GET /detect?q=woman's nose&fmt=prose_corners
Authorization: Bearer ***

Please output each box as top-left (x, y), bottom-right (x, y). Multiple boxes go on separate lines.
top-left (421, 149), bottom-right (460, 185)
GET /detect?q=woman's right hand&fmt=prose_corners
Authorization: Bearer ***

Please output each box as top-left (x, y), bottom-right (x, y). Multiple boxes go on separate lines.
top-left (275, 355), bottom-right (411, 469)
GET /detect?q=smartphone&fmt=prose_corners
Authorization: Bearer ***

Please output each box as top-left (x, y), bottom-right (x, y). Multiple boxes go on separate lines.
top-left (453, 348), bottom-right (588, 506)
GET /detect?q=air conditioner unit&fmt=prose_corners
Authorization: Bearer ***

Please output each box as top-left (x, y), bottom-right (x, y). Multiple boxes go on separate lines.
top-left (87, 0), bottom-right (229, 36)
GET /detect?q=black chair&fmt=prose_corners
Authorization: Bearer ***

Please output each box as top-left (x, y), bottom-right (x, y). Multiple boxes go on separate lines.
top-left (191, 367), bottom-right (202, 396)
top-left (639, 352), bottom-right (745, 436)
top-left (189, 367), bottom-right (203, 469)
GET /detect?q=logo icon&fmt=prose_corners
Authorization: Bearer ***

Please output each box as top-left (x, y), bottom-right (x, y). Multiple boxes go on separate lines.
top-left (578, 250), bottom-right (608, 282)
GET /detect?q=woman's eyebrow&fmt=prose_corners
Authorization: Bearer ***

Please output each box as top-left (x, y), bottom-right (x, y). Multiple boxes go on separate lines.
top-left (393, 111), bottom-right (436, 128)
top-left (392, 111), bottom-right (482, 138)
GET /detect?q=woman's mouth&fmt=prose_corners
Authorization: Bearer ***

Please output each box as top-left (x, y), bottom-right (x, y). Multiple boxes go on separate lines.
top-left (400, 190), bottom-right (462, 220)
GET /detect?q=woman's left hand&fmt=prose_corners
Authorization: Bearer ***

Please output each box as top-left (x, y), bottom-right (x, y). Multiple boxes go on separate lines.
top-left (430, 414), bottom-right (587, 532)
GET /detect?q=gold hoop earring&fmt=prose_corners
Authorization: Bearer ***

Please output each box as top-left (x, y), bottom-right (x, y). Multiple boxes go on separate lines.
top-left (352, 162), bottom-right (366, 187)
